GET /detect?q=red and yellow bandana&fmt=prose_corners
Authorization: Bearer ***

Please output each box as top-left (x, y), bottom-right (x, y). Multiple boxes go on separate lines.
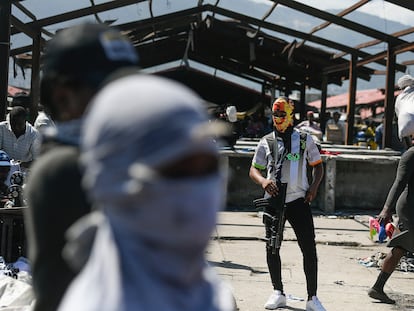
top-left (272, 97), bottom-right (294, 133)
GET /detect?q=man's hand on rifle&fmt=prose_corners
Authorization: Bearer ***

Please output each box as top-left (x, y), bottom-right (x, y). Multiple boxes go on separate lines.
top-left (262, 179), bottom-right (279, 197)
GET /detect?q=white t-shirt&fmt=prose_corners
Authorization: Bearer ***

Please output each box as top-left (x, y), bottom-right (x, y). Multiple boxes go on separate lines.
top-left (0, 121), bottom-right (41, 162)
top-left (252, 130), bottom-right (322, 203)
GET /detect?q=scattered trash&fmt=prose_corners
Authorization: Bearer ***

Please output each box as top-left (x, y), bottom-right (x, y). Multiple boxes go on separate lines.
top-left (399, 257), bottom-right (414, 273)
top-left (358, 252), bottom-right (414, 272)
top-left (286, 294), bottom-right (304, 302)
top-left (358, 252), bottom-right (386, 268)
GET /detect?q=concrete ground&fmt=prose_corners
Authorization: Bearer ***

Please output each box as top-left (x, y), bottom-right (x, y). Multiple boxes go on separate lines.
top-left (207, 211), bottom-right (414, 311)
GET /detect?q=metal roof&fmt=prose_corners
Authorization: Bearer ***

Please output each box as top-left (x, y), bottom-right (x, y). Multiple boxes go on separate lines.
top-left (2, 0), bottom-right (414, 147)
top-left (307, 88), bottom-right (401, 109)
top-left (7, 1), bottom-right (414, 91)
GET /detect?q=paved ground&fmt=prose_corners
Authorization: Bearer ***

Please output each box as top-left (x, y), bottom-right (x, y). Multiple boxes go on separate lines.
top-left (207, 211), bottom-right (414, 311)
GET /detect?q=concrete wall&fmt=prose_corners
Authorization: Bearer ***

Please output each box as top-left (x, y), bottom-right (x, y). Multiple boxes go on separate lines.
top-left (222, 150), bottom-right (400, 212)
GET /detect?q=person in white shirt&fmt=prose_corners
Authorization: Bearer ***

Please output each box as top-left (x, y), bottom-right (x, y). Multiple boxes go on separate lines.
top-left (326, 111), bottom-right (346, 144)
top-left (250, 97), bottom-right (326, 311)
top-left (0, 106), bottom-right (41, 168)
top-left (295, 111), bottom-right (323, 142)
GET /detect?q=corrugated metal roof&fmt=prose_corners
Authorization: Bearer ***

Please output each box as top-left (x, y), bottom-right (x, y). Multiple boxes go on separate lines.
top-left (308, 88), bottom-right (402, 109)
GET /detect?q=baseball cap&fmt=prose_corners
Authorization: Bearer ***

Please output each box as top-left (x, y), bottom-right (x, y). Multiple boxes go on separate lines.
top-left (42, 23), bottom-right (139, 87)
top-left (0, 151), bottom-right (11, 167)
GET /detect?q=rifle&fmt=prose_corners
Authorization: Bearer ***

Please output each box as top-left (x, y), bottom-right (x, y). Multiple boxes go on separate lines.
top-left (253, 183), bottom-right (287, 254)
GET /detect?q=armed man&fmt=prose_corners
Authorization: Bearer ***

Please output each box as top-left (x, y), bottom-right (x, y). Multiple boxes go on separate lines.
top-left (249, 96), bottom-right (326, 311)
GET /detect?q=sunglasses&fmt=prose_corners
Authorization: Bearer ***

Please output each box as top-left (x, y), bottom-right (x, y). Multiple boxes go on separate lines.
top-left (272, 111), bottom-right (287, 117)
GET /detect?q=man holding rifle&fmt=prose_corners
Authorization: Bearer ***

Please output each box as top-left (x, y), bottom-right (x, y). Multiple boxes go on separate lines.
top-left (249, 96), bottom-right (325, 311)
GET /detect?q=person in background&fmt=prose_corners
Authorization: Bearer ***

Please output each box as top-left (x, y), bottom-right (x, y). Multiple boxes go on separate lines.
top-left (249, 97), bottom-right (325, 311)
top-left (57, 74), bottom-right (235, 311)
top-left (375, 120), bottom-right (384, 149)
top-left (393, 74), bottom-right (414, 152)
top-left (246, 112), bottom-right (266, 138)
top-left (24, 22), bottom-right (139, 311)
top-left (326, 111), bottom-right (345, 144)
top-left (368, 143), bottom-right (414, 304)
top-left (0, 150), bottom-right (11, 204)
top-left (0, 106), bottom-right (40, 168)
top-left (368, 74), bottom-right (414, 304)
top-left (295, 111), bottom-right (323, 142)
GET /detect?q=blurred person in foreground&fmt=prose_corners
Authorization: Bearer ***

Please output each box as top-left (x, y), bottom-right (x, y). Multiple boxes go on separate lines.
top-left (249, 97), bottom-right (325, 310)
top-left (57, 74), bottom-right (236, 311)
top-left (24, 22), bottom-right (139, 311)
top-left (368, 75), bottom-right (414, 304)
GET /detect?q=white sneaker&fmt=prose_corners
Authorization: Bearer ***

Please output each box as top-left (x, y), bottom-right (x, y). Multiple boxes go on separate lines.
top-left (306, 296), bottom-right (326, 311)
top-left (264, 290), bottom-right (286, 309)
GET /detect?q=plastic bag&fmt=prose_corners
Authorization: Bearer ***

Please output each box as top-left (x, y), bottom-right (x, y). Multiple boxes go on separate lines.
top-left (395, 86), bottom-right (414, 138)
top-left (226, 106), bottom-right (237, 123)
top-left (369, 217), bottom-right (386, 243)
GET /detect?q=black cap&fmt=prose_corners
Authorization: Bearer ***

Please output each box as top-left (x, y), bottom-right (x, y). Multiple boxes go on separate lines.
top-left (11, 92), bottom-right (30, 109)
top-left (42, 23), bottom-right (139, 87)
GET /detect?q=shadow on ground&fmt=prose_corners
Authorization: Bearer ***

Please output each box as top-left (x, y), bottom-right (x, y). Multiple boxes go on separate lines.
top-left (208, 260), bottom-right (267, 274)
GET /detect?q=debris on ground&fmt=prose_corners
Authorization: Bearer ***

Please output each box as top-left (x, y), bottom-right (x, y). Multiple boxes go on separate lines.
top-left (358, 252), bottom-right (414, 272)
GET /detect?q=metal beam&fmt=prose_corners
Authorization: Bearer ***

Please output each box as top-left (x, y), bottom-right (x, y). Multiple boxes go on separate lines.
top-left (383, 47), bottom-right (396, 149)
top-left (394, 42), bottom-right (414, 54)
top-left (14, 2), bottom-right (401, 72)
top-left (403, 60), bottom-right (414, 66)
top-left (205, 5), bottom-right (405, 71)
top-left (320, 75), bottom-right (328, 135)
top-left (9, 45), bottom-right (32, 56)
top-left (346, 54), bottom-right (357, 145)
top-left (298, 0), bottom-right (370, 47)
top-left (323, 49), bottom-right (406, 74)
top-left (384, 0), bottom-right (414, 11)
top-left (118, 8), bottom-right (201, 36)
top-left (207, 5), bottom-right (360, 56)
top-left (273, 0), bottom-right (406, 46)
top-left (334, 26), bottom-right (414, 59)
top-left (11, 0), bottom-right (149, 36)
top-left (0, 1), bottom-right (12, 121)
top-left (29, 31), bottom-right (41, 124)
top-left (13, 1), bottom-right (36, 21)
top-left (10, 15), bottom-right (38, 38)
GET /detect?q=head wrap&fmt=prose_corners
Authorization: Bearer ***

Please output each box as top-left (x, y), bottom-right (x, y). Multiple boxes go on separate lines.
top-left (397, 75), bottom-right (414, 89)
top-left (58, 74), bottom-right (234, 311)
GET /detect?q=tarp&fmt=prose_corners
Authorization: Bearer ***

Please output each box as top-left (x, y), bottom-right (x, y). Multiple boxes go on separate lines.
top-left (7, 86), bottom-right (29, 98)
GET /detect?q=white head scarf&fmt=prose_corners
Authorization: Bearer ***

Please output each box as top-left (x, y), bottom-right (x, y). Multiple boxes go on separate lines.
top-left (397, 74), bottom-right (414, 90)
top-left (58, 74), bottom-right (234, 311)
